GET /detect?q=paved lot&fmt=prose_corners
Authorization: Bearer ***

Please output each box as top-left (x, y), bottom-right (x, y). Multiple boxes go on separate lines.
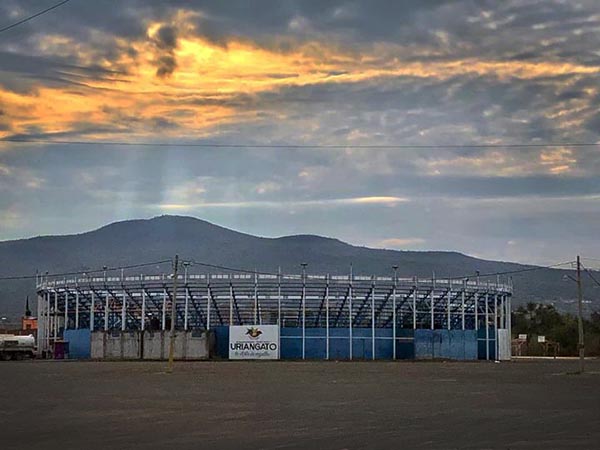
top-left (1, 359), bottom-right (599, 449)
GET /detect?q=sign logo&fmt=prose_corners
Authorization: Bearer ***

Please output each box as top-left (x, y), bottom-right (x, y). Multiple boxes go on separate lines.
top-left (246, 327), bottom-right (263, 339)
top-left (229, 325), bottom-right (279, 360)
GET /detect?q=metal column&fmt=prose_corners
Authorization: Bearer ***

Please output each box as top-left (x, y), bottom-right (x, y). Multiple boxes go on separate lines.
top-left (371, 279), bottom-right (375, 361)
top-left (75, 290), bottom-right (79, 329)
top-left (121, 289), bottom-right (126, 331)
top-left (325, 274), bottom-right (330, 360)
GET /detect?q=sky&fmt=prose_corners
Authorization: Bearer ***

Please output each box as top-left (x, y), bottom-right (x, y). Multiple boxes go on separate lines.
top-left (0, 0), bottom-right (599, 266)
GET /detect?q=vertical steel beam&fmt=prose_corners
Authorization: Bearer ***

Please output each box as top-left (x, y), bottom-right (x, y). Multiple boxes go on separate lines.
top-left (485, 288), bottom-right (490, 361)
top-left (461, 280), bottom-right (466, 330)
top-left (349, 265), bottom-right (353, 360)
top-left (412, 277), bottom-right (417, 330)
top-left (473, 290), bottom-right (479, 332)
top-left (184, 282), bottom-right (190, 330)
top-left (75, 290), bottom-right (79, 329)
top-left (326, 274), bottom-right (330, 361)
top-left (90, 291), bottom-right (95, 331)
top-left (301, 265), bottom-right (307, 360)
top-left (494, 293), bottom-right (498, 360)
top-left (254, 272), bottom-right (258, 324)
top-left (162, 288), bottom-right (167, 331)
top-left (54, 291), bottom-right (58, 339)
top-left (206, 279), bottom-right (211, 330)
top-left (371, 278), bottom-right (376, 360)
top-left (229, 281), bottom-right (234, 325)
top-left (104, 292), bottom-right (109, 331)
top-left (141, 289), bottom-right (146, 331)
top-left (430, 274), bottom-right (435, 330)
top-left (121, 289), bottom-right (126, 331)
top-left (447, 285), bottom-right (451, 330)
top-left (393, 267), bottom-right (398, 360)
top-left (64, 289), bottom-right (69, 331)
top-left (277, 268), bottom-right (282, 327)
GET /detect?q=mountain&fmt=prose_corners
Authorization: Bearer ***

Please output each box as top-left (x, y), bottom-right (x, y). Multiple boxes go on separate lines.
top-left (0, 215), bottom-right (594, 319)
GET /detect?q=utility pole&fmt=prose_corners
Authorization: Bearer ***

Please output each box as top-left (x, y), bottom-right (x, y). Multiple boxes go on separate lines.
top-left (167, 254), bottom-right (179, 373)
top-left (576, 255), bottom-right (585, 374)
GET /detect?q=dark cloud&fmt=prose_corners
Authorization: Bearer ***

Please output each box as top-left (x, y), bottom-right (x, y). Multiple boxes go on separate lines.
top-left (0, 1), bottom-right (599, 265)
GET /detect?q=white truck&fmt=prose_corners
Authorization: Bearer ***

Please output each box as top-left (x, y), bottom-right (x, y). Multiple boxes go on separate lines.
top-left (0, 334), bottom-right (35, 360)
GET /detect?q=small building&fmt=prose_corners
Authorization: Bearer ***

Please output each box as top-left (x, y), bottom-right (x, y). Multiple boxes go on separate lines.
top-left (21, 297), bottom-right (38, 332)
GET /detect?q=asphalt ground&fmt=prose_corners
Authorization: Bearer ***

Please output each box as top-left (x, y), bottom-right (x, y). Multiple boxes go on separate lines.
top-left (1, 359), bottom-right (599, 450)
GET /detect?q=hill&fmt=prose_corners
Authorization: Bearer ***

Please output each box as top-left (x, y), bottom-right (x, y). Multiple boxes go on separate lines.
top-left (0, 215), bottom-right (592, 319)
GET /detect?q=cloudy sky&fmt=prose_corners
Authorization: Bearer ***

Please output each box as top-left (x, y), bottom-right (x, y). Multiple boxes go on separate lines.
top-left (0, 0), bottom-right (599, 265)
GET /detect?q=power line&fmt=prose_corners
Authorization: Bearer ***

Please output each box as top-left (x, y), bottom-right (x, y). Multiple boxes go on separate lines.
top-left (0, 259), bottom-right (172, 281)
top-left (581, 263), bottom-right (600, 289)
top-left (2, 137), bottom-right (600, 149)
top-left (0, 257), bottom-right (576, 284)
top-left (0, 0), bottom-right (71, 35)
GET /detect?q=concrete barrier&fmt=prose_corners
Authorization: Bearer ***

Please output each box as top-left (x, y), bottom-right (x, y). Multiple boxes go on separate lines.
top-left (90, 330), bottom-right (209, 360)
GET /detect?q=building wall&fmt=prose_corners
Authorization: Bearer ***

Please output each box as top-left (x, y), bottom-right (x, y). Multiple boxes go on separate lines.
top-left (88, 331), bottom-right (208, 360)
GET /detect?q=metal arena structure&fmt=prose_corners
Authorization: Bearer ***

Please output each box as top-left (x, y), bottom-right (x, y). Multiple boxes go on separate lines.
top-left (36, 268), bottom-right (513, 360)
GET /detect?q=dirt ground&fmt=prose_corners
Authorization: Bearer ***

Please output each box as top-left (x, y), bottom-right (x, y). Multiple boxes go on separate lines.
top-left (1, 359), bottom-right (599, 450)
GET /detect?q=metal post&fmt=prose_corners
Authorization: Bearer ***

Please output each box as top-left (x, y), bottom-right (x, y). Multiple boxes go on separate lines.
top-left (104, 292), bottom-right (109, 331)
top-left (162, 288), bottom-right (167, 331)
top-left (75, 290), bottom-right (79, 329)
top-left (412, 276), bottom-right (417, 329)
top-left (430, 273), bottom-right (435, 330)
top-left (371, 278), bottom-right (376, 361)
top-left (167, 255), bottom-right (179, 373)
top-left (64, 290), bottom-right (68, 331)
top-left (461, 280), bottom-right (466, 330)
top-left (494, 293), bottom-right (498, 360)
top-left (36, 294), bottom-right (43, 356)
top-left (485, 287), bottom-right (490, 361)
top-left (90, 291), bottom-right (95, 331)
top-left (277, 267), bottom-right (282, 327)
top-left (254, 271), bottom-right (258, 324)
top-left (229, 281), bottom-right (234, 325)
top-left (349, 264), bottom-right (353, 360)
top-left (301, 263), bottom-right (307, 360)
top-left (141, 289), bottom-right (146, 331)
top-left (393, 266), bottom-right (398, 360)
top-left (447, 285), bottom-right (451, 330)
top-left (121, 289), bottom-right (126, 331)
top-left (184, 265), bottom-right (189, 331)
top-left (53, 291), bottom-right (58, 339)
top-left (206, 278), bottom-right (211, 330)
top-left (325, 274), bottom-right (330, 360)
top-left (576, 255), bottom-right (585, 373)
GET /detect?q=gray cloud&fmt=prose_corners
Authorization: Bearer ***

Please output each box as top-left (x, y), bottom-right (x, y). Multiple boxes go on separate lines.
top-left (0, 0), bottom-right (599, 265)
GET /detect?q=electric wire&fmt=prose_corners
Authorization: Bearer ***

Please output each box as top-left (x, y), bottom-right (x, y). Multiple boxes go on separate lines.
top-left (0, 0), bottom-right (71, 34)
top-left (0, 259), bottom-right (172, 281)
top-left (2, 137), bottom-right (600, 149)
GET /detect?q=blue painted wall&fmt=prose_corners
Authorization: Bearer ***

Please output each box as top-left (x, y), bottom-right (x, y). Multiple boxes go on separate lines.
top-left (213, 326), bottom-right (487, 360)
top-left (63, 329), bottom-right (91, 359)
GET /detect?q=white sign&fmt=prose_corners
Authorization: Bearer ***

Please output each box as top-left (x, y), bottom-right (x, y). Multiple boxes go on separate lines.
top-left (518, 334), bottom-right (527, 341)
top-left (229, 325), bottom-right (280, 360)
top-left (537, 335), bottom-right (546, 343)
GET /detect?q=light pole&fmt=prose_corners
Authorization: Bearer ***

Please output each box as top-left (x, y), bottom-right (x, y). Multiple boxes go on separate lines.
top-left (563, 256), bottom-right (585, 374)
top-left (167, 255), bottom-right (179, 373)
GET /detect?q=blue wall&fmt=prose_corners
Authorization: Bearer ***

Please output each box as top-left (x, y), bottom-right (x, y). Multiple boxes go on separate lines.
top-left (63, 329), bottom-right (91, 359)
top-left (214, 326), bottom-right (494, 360)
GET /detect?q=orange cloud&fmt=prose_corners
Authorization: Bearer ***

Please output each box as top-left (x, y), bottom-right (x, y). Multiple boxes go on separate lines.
top-left (2, 12), bottom-right (599, 142)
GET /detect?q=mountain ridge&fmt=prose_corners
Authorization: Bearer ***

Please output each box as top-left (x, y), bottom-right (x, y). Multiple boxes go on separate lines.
top-left (0, 215), bottom-right (590, 319)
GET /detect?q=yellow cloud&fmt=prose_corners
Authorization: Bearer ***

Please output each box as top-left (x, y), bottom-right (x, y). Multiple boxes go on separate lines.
top-left (2, 12), bottom-right (599, 142)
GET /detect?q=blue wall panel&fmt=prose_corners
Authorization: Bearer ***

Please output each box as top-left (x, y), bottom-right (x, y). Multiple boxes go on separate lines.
top-left (414, 329), bottom-right (434, 359)
top-left (464, 330), bottom-right (478, 360)
top-left (212, 326), bottom-right (480, 360)
top-left (214, 326), bottom-right (229, 358)
top-left (64, 329), bottom-right (91, 359)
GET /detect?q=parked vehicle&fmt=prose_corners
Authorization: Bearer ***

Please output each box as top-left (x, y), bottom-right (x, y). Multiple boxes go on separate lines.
top-left (0, 334), bottom-right (35, 360)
